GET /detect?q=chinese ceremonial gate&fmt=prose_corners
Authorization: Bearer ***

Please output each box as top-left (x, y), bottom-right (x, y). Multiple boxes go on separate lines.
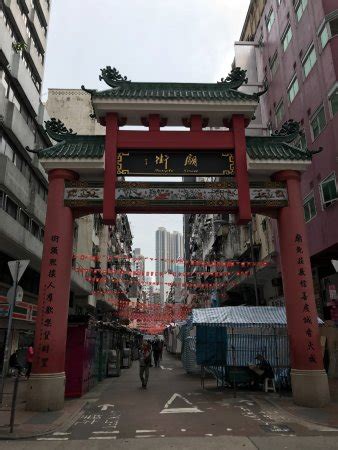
top-left (26, 66), bottom-right (330, 411)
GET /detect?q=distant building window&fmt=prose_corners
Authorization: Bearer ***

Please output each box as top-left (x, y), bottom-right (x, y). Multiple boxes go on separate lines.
top-left (266, 8), bottom-right (275, 32)
top-left (319, 25), bottom-right (329, 49)
top-left (319, 16), bottom-right (338, 50)
top-left (320, 173), bottom-right (337, 208)
top-left (282, 24), bottom-right (292, 51)
top-left (329, 87), bottom-right (338, 116)
top-left (302, 45), bottom-right (317, 78)
top-left (269, 51), bottom-right (279, 76)
top-left (287, 75), bottom-right (299, 103)
top-left (304, 193), bottom-right (316, 222)
top-left (295, 0), bottom-right (308, 22)
top-left (275, 100), bottom-right (284, 125)
top-left (310, 105), bottom-right (326, 140)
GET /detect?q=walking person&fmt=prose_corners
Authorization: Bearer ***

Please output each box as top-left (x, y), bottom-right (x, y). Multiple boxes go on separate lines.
top-left (25, 344), bottom-right (34, 379)
top-left (152, 337), bottom-right (162, 368)
top-left (139, 341), bottom-right (152, 389)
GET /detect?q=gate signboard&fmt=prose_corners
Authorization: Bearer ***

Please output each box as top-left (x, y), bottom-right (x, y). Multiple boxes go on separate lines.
top-left (117, 150), bottom-right (235, 176)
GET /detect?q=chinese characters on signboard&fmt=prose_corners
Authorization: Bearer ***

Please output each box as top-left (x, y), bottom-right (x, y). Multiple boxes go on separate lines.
top-left (295, 233), bottom-right (317, 365)
top-left (116, 150), bottom-right (235, 176)
top-left (37, 234), bottom-right (59, 369)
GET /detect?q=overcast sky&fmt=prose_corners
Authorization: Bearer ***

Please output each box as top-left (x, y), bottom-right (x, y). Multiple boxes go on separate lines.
top-left (43, 0), bottom-right (250, 270)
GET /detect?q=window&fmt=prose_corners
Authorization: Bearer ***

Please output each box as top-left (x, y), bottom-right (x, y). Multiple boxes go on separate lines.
top-left (275, 100), bottom-right (284, 125)
top-left (302, 45), bottom-right (317, 78)
top-left (5, 197), bottom-right (18, 220)
top-left (258, 33), bottom-right (264, 48)
top-left (269, 51), bottom-right (279, 76)
top-left (319, 26), bottom-right (329, 49)
top-left (310, 105), bottom-right (326, 140)
top-left (266, 8), bottom-right (275, 32)
top-left (329, 87), bottom-right (338, 116)
top-left (282, 24), bottom-right (292, 51)
top-left (287, 75), bottom-right (299, 103)
top-left (295, 0), bottom-right (308, 22)
top-left (31, 220), bottom-right (40, 238)
top-left (304, 193), bottom-right (316, 222)
top-left (19, 210), bottom-right (30, 230)
top-left (320, 173), bottom-right (337, 208)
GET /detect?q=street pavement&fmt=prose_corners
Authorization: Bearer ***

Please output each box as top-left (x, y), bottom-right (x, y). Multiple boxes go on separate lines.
top-left (1, 352), bottom-right (338, 449)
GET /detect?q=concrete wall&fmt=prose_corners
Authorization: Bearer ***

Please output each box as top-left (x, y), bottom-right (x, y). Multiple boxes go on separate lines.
top-left (46, 90), bottom-right (105, 135)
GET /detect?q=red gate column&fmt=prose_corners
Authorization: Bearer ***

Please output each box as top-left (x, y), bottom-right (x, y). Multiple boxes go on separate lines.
top-left (103, 113), bottom-right (118, 225)
top-left (231, 115), bottom-right (251, 224)
top-left (274, 170), bottom-right (330, 407)
top-left (26, 169), bottom-right (78, 411)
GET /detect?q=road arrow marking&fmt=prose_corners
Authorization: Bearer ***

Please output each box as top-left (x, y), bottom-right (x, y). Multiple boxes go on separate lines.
top-left (160, 393), bottom-right (203, 414)
top-left (98, 404), bottom-right (115, 411)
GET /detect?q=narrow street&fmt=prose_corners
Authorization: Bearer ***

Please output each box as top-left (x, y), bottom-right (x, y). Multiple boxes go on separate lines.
top-left (1, 352), bottom-right (335, 449)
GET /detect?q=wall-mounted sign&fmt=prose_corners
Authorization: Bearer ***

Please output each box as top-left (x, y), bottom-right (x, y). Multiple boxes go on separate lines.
top-left (117, 150), bottom-right (235, 176)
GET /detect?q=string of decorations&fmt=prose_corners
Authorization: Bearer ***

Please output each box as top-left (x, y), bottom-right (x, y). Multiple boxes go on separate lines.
top-left (73, 266), bottom-right (265, 278)
top-left (73, 253), bottom-right (269, 268)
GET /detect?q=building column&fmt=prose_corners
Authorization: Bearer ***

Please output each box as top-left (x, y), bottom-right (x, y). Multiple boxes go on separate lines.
top-left (26, 169), bottom-right (78, 411)
top-left (274, 170), bottom-right (330, 407)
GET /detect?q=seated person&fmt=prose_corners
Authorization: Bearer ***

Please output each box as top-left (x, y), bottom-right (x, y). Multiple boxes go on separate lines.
top-left (248, 354), bottom-right (274, 385)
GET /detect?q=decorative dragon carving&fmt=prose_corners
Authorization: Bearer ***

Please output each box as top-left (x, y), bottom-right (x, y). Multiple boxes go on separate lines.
top-left (99, 66), bottom-right (130, 88)
top-left (45, 118), bottom-right (77, 142)
top-left (273, 119), bottom-right (300, 138)
top-left (218, 67), bottom-right (248, 90)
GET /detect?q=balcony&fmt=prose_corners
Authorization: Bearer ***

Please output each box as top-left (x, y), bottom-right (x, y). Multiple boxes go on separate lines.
top-left (0, 14), bottom-right (13, 65)
top-left (26, 37), bottom-right (44, 79)
top-left (28, 8), bottom-right (47, 50)
top-left (4, 0), bottom-right (29, 42)
top-left (35, 0), bottom-right (50, 28)
top-left (10, 53), bottom-right (40, 114)
top-left (0, 154), bottom-right (30, 207)
top-left (0, 208), bottom-right (91, 295)
top-left (0, 208), bottom-right (43, 270)
top-left (4, 101), bottom-right (35, 149)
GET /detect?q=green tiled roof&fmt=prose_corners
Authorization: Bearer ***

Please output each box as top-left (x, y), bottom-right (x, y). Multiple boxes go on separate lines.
top-left (38, 135), bottom-right (311, 161)
top-left (38, 135), bottom-right (105, 159)
top-left (89, 82), bottom-right (258, 102)
top-left (82, 66), bottom-right (263, 103)
top-left (246, 136), bottom-right (311, 161)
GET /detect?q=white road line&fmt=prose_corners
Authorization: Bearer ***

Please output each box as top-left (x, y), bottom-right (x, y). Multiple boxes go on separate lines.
top-left (226, 428), bottom-right (232, 431)
top-left (37, 438), bottom-right (69, 441)
top-left (52, 432), bottom-right (71, 436)
top-left (205, 434), bottom-right (213, 437)
top-left (161, 407), bottom-right (202, 413)
top-left (136, 430), bottom-right (157, 433)
top-left (135, 435), bottom-right (157, 438)
top-left (92, 431), bottom-right (119, 434)
top-left (89, 436), bottom-right (117, 440)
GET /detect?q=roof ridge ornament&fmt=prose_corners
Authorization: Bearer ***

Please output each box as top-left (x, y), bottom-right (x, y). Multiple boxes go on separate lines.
top-left (45, 118), bottom-right (77, 142)
top-left (218, 67), bottom-right (248, 90)
top-left (99, 66), bottom-right (130, 88)
top-left (272, 119), bottom-right (301, 143)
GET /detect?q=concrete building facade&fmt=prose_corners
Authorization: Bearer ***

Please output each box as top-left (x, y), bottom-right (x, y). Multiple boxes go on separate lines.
top-left (236, 0), bottom-right (338, 317)
top-left (0, 1), bottom-right (91, 363)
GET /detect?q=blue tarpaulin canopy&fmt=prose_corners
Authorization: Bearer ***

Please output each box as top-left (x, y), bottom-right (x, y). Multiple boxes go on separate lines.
top-left (192, 306), bottom-right (323, 328)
